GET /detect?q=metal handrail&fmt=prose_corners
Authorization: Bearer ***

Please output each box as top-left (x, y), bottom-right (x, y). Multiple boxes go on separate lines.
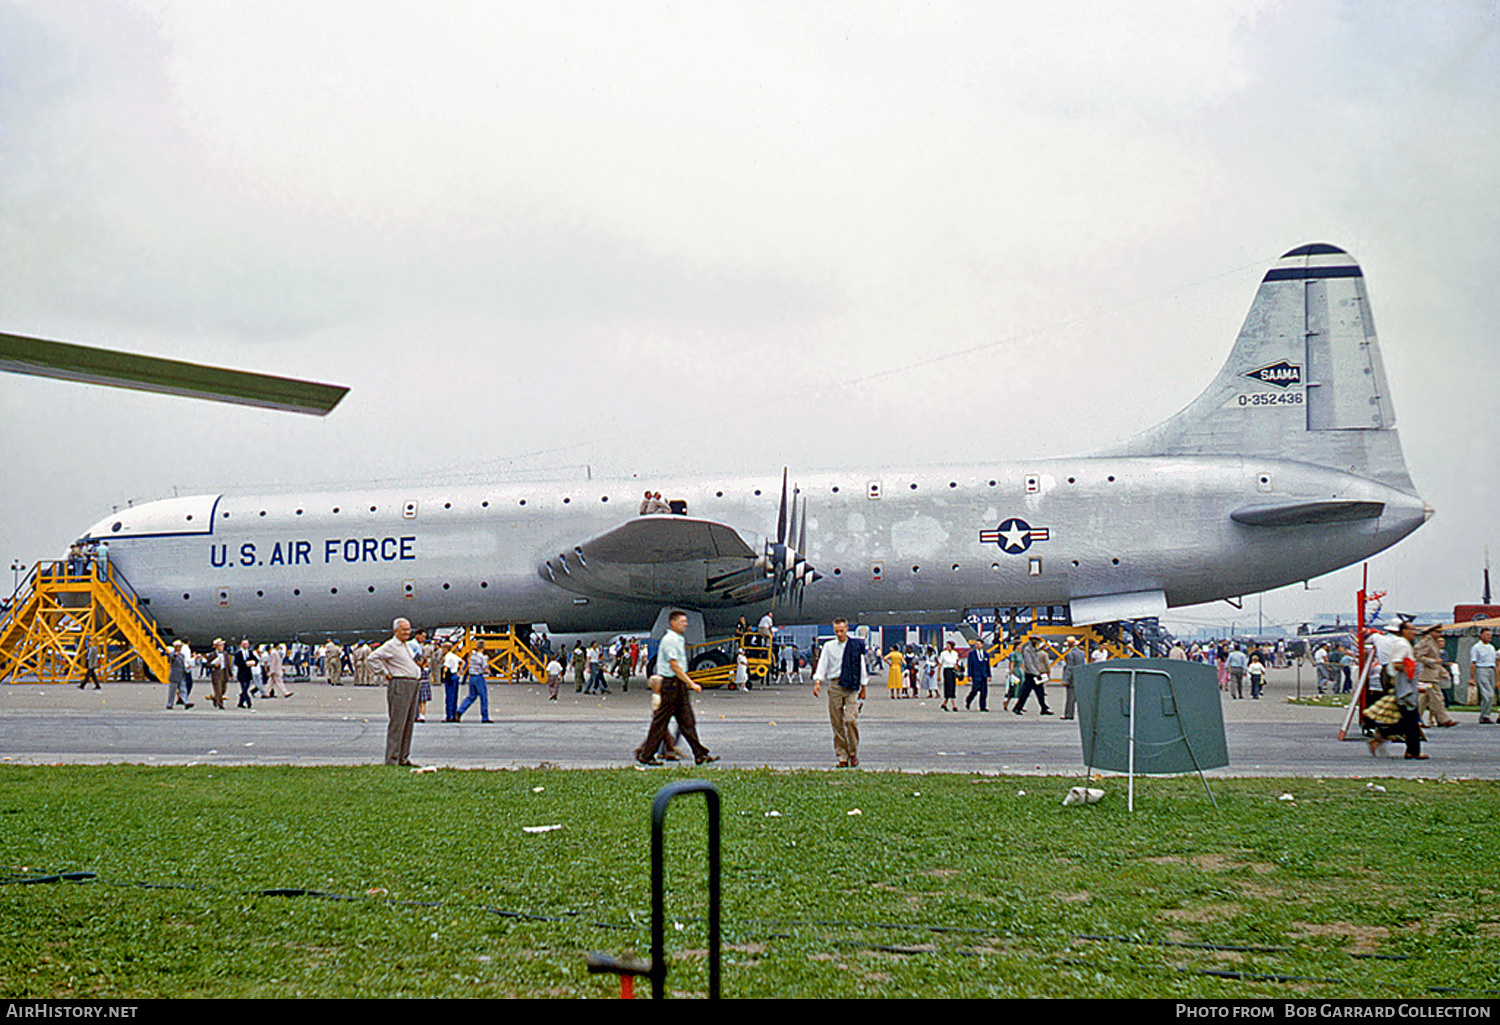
top-left (649, 780), bottom-right (721, 1000)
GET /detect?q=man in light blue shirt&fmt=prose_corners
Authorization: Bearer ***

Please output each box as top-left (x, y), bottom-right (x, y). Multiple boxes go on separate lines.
top-left (1226, 645), bottom-right (1249, 699)
top-left (635, 611), bottom-right (717, 766)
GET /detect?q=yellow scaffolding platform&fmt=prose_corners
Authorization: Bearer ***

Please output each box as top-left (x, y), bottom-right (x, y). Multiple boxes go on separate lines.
top-left (451, 625), bottom-right (544, 683)
top-left (986, 615), bottom-right (1145, 670)
top-left (0, 559), bottom-right (170, 685)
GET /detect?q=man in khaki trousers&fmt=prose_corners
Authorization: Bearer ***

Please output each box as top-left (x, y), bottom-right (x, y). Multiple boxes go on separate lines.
top-left (813, 618), bottom-right (868, 768)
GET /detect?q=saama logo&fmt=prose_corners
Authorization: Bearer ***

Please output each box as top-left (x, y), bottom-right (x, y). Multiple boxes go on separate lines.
top-left (1241, 361), bottom-right (1302, 389)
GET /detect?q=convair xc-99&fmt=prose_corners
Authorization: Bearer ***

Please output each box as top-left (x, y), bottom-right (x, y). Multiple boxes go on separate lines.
top-left (77, 244), bottom-right (1431, 643)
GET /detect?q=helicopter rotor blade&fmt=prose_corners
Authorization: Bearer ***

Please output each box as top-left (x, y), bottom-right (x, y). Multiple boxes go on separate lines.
top-left (0, 331), bottom-right (349, 416)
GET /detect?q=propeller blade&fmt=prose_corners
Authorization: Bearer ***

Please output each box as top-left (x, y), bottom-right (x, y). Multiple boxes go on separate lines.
top-left (781, 491), bottom-right (803, 601)
top-left (788, 489), bottom-right (801, 566)
top-left (768, 471), bottom-right (817, 610)
top-left (777, 467), bottom-right (789, 545)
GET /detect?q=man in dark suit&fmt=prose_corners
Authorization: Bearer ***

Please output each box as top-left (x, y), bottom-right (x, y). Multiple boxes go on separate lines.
top-left (234, 639), bottom-right (258, 709)
top-left (965, 638), bottom-right (992, 711)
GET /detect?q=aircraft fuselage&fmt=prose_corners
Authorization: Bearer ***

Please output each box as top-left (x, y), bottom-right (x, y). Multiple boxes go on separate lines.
top-left (83, 454), bottom-right (1427, 642)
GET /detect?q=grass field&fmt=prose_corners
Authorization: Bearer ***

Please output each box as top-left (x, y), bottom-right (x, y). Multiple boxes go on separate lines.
top-left (2, 765), bottom-right (1497, 999)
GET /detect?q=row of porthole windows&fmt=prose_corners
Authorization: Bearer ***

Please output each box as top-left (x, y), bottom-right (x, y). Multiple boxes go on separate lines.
top-left (169, 476), bottom-right (1131, 527)
top-left (829, 479), bottom-right (1119, 492)
top-left (210, 489), bottom-right (786, 521)
top-left (180, 581), bottom-right (492, 601)
top-left (842, 477), bottom-right (1121, 492)
top-left (822, 558), bottom-right (1128, 573)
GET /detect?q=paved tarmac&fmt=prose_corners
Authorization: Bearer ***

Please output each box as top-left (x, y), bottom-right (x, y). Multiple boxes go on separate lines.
top-left (1, 666), bottom-right (1495, 777)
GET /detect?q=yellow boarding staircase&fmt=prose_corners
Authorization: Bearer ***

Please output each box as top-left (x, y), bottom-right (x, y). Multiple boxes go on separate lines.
top-left (0, 559), bottom-right (170, 685)
top-left (450, 625), bottom-right (544, 682)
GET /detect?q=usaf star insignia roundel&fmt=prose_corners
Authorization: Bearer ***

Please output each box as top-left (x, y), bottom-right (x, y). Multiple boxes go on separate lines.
top-left (980, 517), bottom-right (1051, 554)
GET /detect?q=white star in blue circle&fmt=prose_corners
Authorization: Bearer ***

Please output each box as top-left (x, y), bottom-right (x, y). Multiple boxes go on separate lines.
top-left (997, 518), bottom-right (1033, 553)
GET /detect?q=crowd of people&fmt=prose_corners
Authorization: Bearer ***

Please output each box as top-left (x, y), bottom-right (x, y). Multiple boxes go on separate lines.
top-left (155, 629), bottom-right (661, 716)
top-left (74, 604), bottom-right (1500, 770)
top-left (864, 634), bottom-right (1106, 716)
top-left (1358, 617), bottom-right (1497, 760)
top-left (61, 540), bottom-right (109, 577)
top-left (164, 637), bottom-right (296, 711)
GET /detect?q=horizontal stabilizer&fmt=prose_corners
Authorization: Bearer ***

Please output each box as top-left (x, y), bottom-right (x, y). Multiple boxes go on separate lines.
top-left (1230, 500), bottom-right (1385, 527)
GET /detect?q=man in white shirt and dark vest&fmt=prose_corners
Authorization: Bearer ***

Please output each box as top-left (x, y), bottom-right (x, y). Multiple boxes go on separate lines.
top-left (813, 617), bottom-right (868, 767)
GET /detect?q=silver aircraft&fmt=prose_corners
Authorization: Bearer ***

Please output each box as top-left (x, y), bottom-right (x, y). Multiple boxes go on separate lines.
top-left (78, 243), bottom-right (1431, 644)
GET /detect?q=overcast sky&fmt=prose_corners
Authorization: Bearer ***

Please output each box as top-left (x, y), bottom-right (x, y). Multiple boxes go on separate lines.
top-left (2, 1), bottom-right (1497, 634)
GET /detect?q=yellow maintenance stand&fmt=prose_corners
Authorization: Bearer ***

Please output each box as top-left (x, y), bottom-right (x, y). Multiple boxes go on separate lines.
top-left (984, 612), bottom-right (1145, 672)
top-left (0, 559), bottom-right (170, 685)
top-left (450, 625), bottom-right (544, 682)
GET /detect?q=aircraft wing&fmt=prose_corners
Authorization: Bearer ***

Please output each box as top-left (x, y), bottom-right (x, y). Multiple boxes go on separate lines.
top-left (0, 331), bottom-right (348, 416)
top-left (538, 515), bottom-right (775, 608)
top-left (568, 515), bottom-right (756, 563)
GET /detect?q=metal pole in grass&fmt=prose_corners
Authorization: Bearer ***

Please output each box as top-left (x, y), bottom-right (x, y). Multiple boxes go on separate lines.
top-left (651, 779), bottom-right (721, 999)
top-left (1127, 667), bottom-right (1137, 812)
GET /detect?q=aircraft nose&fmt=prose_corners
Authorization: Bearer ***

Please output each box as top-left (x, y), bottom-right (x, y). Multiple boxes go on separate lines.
top-left (1423, 502), bottom-right (1435, 523)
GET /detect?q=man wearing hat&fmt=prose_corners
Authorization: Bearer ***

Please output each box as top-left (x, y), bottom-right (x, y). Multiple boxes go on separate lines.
top-left (208, 638), bottom-right (229, 709)
top-left (1365, 615), bottom-right (1405, 699)
top-left (1416, 624), bottom-right (1457, 729)
top-left (1061, 636), bottom-right (1087, 720)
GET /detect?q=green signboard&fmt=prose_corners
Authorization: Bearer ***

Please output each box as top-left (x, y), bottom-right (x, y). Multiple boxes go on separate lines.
top-left (1073, 658), bottom-right (1228, 775)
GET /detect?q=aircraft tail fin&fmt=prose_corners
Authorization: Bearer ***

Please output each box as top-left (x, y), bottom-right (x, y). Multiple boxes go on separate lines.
top-left (1095, 244), bottom-right (1415, 493)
